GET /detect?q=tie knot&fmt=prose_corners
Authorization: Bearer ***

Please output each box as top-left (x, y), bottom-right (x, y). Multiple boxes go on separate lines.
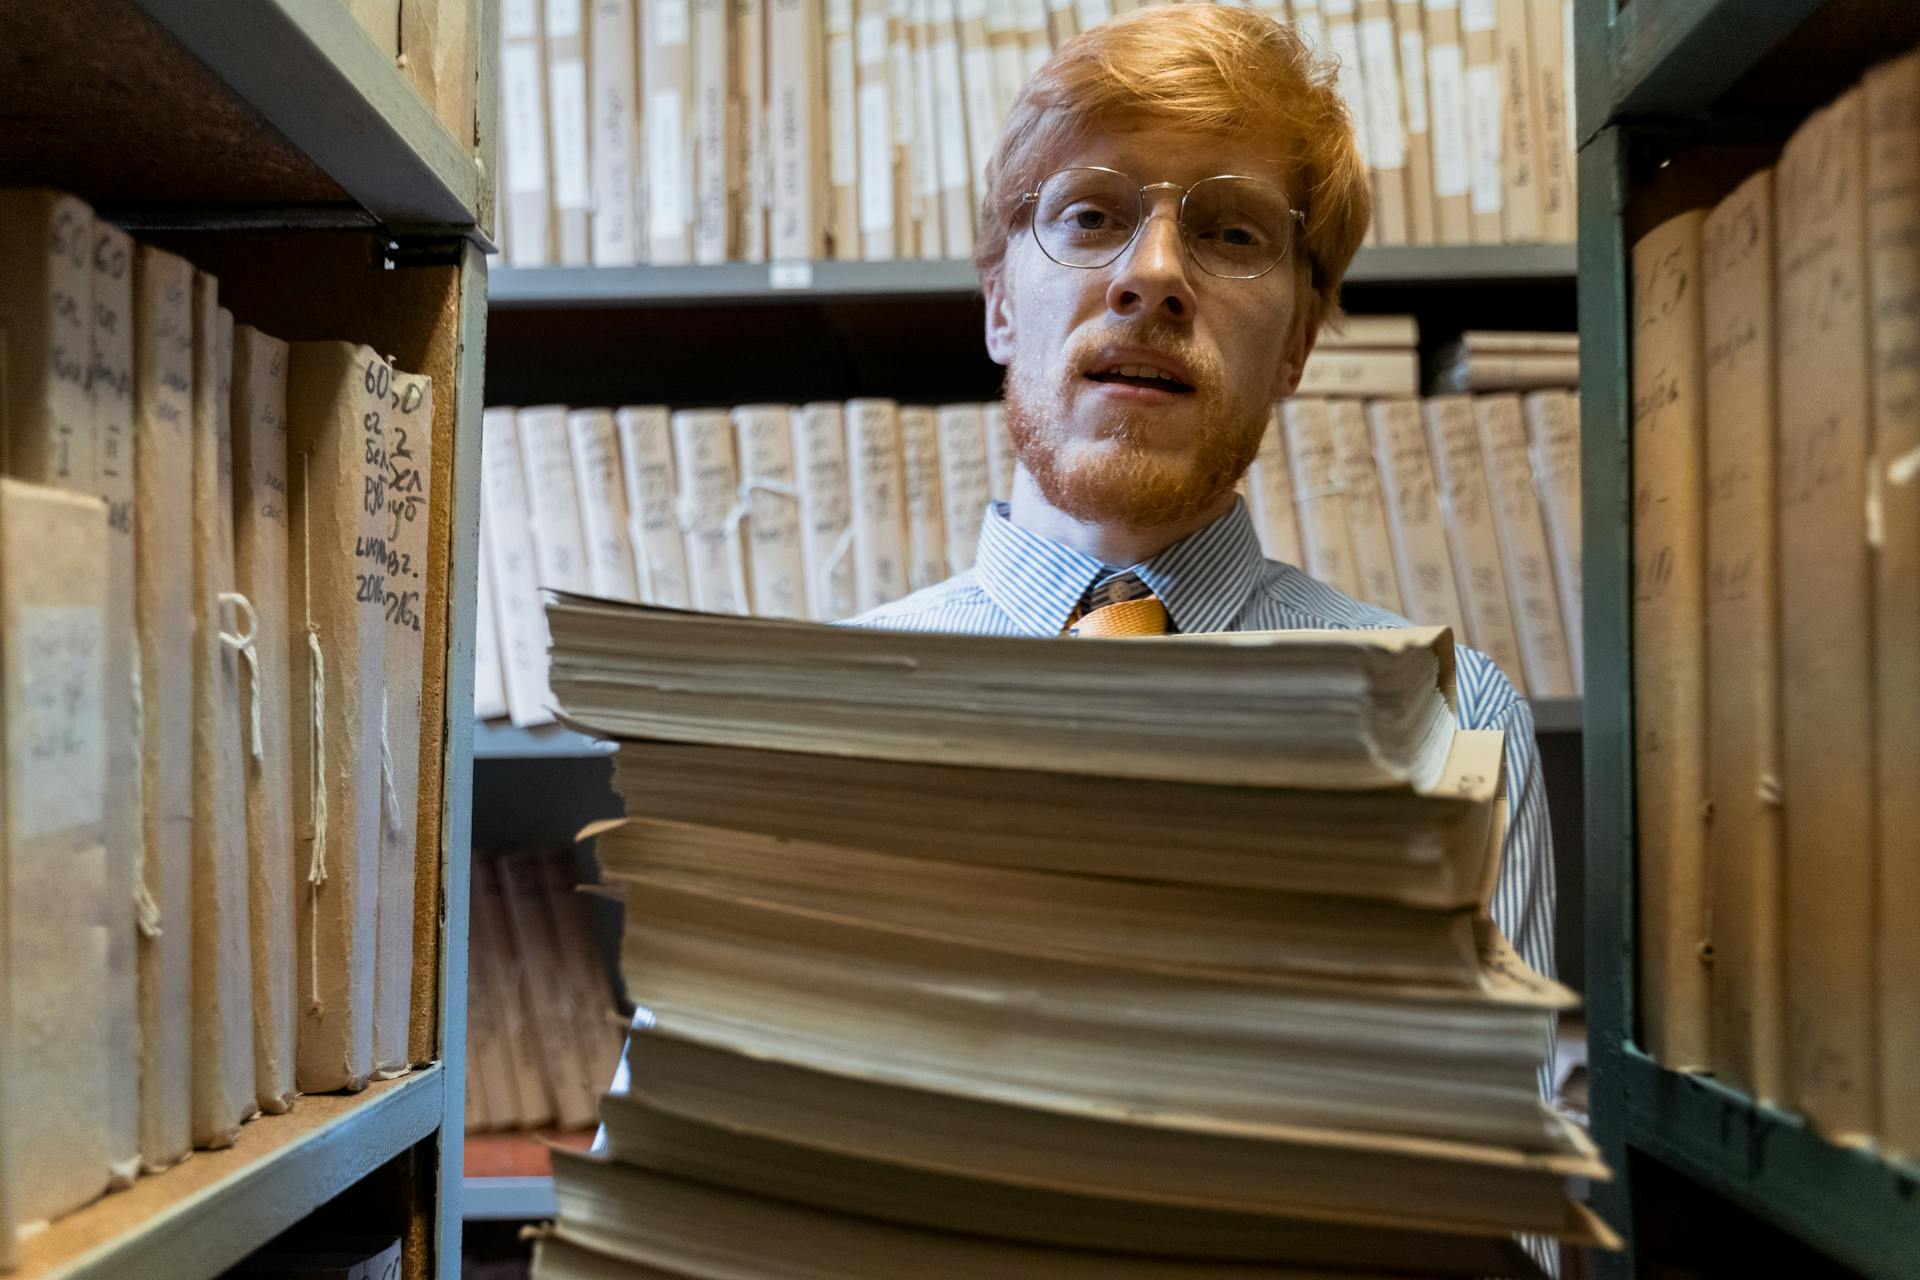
top-left (1066, 572), bottom-right (1169, 637)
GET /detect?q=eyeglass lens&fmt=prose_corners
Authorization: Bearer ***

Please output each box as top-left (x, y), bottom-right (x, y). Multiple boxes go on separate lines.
top-left (1030, 168), bottom-right (1295, 279)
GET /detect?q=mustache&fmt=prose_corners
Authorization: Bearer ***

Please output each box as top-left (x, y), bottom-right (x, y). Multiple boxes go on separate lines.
top-left (1066, 325), bottom-right (1215, 384)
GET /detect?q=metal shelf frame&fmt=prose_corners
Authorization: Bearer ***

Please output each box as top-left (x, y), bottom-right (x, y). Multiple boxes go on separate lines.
top-left (462, 1176), bottom-right (560, 1222)
top-left (1576, 4), bottom-right (1920, 1273)
top-left (132, 0), bottom-right (483, 237)
top-left (487, 244), bottom-right (1577, 308)
top-left (19, 1070), bottom-right (445, 1280)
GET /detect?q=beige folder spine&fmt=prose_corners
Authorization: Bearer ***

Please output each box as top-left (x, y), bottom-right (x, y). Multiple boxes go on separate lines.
top-left (888, 0), bottom-right (920, 256)
top-left (372, 372), bottom-right (434, 1079)
top-left (1, 479), bottom-right (112, 1225)
top-left (1392, 0), bottom-right (1437, 244)
top-left (983, 401), bottom-right (1016, 501)
top-left (672, 408), bottom-right (752, 614)
top-left (1247, 406), bottom-right (1304, 568)
top-left (1423, 0), bottom-right (1472, 243)
top-left (908, 0), bottom-right (945, 257)
top-left (736, 0), bottom-right (771, 262)
top-left (1421, 393), bottom-right (1527, 691)
top-left (935, 404), bottom-right (992, 574)
top-left (615, 406), bottom-right (695, 607)
top-left (132, 244), bottom-right (197, 1170)
top-left (287, 342), bottom-right (391, 1095)
top-left (899, 405), bottom-right (948, 591)
top-left (929, 0), bottom-right (976, 256)
top-left (646, 0), bottom-right (696, 262)
top-left (567, 409), bottom-right (643, 601)
top-left (1329, 399), bottom-right (1406, 613)
top-left (1321, 0), bottom-right (1376, 247)
top-left (1521, 391), bottom-right (1580, 682)
top-left (1297, 348), bottom-right (1421, 398)
top-left (827, 0), bottom-right (861, 260)
top-left (473, 514), bottom-right (511, 721)
top-left (547, 0), bottom-right (594, 264)
top-left (846, 397), bottom-right (912, 610)
top-left (985, 0), bottom-right (1025, 125)
top-left (540, 856), bottom-right (624, 1090)
top-left (400, 0), bottom-right (478, 147)
top-left (189, 287), bottom-right (253, 1148)
top-left (1045, 0), bottom-right (1075, 51)
top-left (589, 0), bottom-right (644, 265)
top-left (518, 404), bottom-right (594, 593)
top-left (1474, 392), bottom-right (1574, 697)
top-left (0, 189), bottom-right (96, 488)
top-left (769, 0), bottom-right (831, 261)
top-left (1369, 397), bottom-right (1470, 640)
top-left (1016, 0), bottom-right (1049, 79)
top-left (1776, 94), bottom-right (1878, 1141)
top-left (481, 410), bottom-right (559, 728)
top-left (473, 859), bottom-right (555, 1126)
top-left (857, 0), bottom-right (899, 259)
top-left (502, 0), bottom-right (555, 265)
top-left (499, 853), bottom-right (598, 1129)
top-left (1528, 0), bottom-right (1570, 241)
top-left (87, 219), bottom-right (144, 1181)
top-left (792, 402), bottom-right (858, 621)
top-left (1492, 0), bottom-right (1538, 242)
top-left (1281, 397), bottom-right (1363, 600)
top-left (462, 862), bottom-right (521, 1126)
top-left (1867, 48), bottom-right (1920, 1159)
top-left (230, 324), bottom-right (299, 1116)
top-left (732, 404), bottom-right (809, 618)
top-left (694, 0), bottom-right (738, 263)
top-left (1358, 0), bottom-right (1411, 245)
top-left (1700, 169), bottom-right (1783, 1106)
top-left (1460, 0), bottom-right (1502, 243)
top-left (1629, 210), bottom-right (1711, 1075)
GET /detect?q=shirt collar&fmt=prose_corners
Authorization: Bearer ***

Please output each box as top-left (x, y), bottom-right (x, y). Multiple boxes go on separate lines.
top-left (970, 498), bottom-right (1270, 636)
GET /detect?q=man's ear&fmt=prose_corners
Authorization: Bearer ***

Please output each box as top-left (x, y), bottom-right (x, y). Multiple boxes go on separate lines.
top-left (983, 265), bottom-right (1015, 366)
top-left (1275, 297), bottom-right (1323, 399)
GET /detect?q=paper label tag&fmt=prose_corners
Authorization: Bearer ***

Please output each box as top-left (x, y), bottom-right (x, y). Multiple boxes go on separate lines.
top-left (770, 261), bottom-right (814, 288)
top-left (828, 0), bottom-right (854, 28)
top-left (958, 0), bottom-right (986, 21)
top-left (649, 90), bottom-right (687, 233)
top-left (16, 605), bottom-right (105, 839)
top-left (1428, 43), bottom-right (1467, 195)
top-left (934, 45), bottom-right (971, 188)
top-left (1321, 0), bottom-right (1354, 15)
top-left (551, 60), bottom-right (592, 208)
top-left (859, 83), bottom-right (895, 233)
top-left (1328, 26), bottom-right (1368, 165)
top-left (857, 12), bottom-right (888, 62)
top-left (1466, 63), bottom-right (1503, 213)
top-left (1461, 0), bottom-right (1493, 31)
top-left (1359, 18), bottom-right (1405, 169)
top-left (914, 47), bottom-right (942, 198)
top-left (1423, 0), bottom-right (1458, 9)
top-left (546, 0), bottom-right (584, 39)
top-left (1075, 0), bottom-right (1110, 25)
top-left (984, 0), bottom-right (1016, 30)
top-left (502, 44), bottom-right (550, 194)
top-left (1016, 0), bottom-right (1046, 27)
top-left (1399, 28), bottom-right (1429, 133)
top-left (657, 0), bottom-right (691, 45)
top-left (830, 40), bottom-right (858, 185)
top-left (504, 0), bottom-right (540, 38)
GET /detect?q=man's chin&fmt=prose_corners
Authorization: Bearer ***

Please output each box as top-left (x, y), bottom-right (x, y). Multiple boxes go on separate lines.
top-left (1029, 442), bottom-right (1234, 531)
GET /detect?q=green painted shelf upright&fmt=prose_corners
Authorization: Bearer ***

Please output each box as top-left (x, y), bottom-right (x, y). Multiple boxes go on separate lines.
top-left (1574, 1), bottom-right (1920, 1277)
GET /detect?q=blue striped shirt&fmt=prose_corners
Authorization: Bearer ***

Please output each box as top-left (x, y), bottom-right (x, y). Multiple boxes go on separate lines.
top-left (852, 498), bottom-right (1558, 1003)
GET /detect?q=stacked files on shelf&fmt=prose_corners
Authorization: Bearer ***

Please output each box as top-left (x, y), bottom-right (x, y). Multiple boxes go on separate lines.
top-left (493, 0), bottom-right (1577, 268)
top-left (1624, 43), bottom-right (1920, 1163)
top-left (476, 345), bottom-right (1581, 730)
top-left (0, 186), bottom-right (446, 1259)
top-left (528, 607), bottom-right (1614, 1279)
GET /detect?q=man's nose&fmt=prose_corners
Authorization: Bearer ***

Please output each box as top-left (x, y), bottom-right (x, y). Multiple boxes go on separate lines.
top-left (1104, 208), bottom-right (1197, 322)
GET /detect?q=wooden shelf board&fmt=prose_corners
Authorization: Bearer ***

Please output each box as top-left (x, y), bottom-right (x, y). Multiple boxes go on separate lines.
top-left (487, 245), bottom-right (1577, 309)
top-left (17, 1065), bottom-right (444, 1280)
top-left (1619, 1048), bottom-right (1920, 1280)
top-left (0, 0), bottom-right (477, 235)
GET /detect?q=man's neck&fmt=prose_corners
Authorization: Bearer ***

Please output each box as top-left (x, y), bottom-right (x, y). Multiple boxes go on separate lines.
top-left (1005, 469), bottom-right (1237, 568)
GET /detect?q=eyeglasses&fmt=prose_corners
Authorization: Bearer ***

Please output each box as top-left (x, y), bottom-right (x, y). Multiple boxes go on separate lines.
top-left (1019, 166), bottom-right (1307, 281)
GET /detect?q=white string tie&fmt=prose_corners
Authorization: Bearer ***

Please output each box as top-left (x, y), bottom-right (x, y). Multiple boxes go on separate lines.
top-left (722, 477), bottom-right (802, 614)
top-left (626, 512), bottom-right (655, 602)
top-left (306, 628), bottom-right (328, 1011)
top-left (1891, 443), bottom-right (1920, 488)
top-left (218, 590), bottom-right (264, 760)
top-left (380, 689), bottom-right (402, 826)
top-left (819, 524), bottom-right (857, 619)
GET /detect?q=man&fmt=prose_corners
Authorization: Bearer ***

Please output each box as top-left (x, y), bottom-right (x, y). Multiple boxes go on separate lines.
top-left (854, 5), bottom-right (1555, 1017)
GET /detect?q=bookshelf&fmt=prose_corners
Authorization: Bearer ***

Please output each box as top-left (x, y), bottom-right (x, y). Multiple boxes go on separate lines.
top-left (1576, 1), bottom-right (1920, 1277)
top-left (0, 1), bottom-right (489, 1276)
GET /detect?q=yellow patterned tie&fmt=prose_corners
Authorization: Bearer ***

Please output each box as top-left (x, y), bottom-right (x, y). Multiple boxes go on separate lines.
top-left (1065, 572), bottom-right (1170, 637)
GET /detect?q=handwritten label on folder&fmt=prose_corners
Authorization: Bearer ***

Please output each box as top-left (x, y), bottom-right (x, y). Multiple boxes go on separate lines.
top-left (16, 605), bottom-right (105, 838)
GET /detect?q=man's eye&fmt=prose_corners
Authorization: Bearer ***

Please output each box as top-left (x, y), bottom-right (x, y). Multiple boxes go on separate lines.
top-left (1073, 210), bottom-right (1107, 230)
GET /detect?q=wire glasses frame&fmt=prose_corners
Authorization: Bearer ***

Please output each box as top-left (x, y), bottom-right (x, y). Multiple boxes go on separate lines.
top-left (1018, 166), bottom-right (1308, 281)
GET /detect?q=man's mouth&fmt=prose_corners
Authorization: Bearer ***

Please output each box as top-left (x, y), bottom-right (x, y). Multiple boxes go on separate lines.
top-left (1084, 363), bottom-right (1196, 394)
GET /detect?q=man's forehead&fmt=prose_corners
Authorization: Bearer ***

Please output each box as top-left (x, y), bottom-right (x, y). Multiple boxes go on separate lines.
top-left (1051, 125), bottom-right (1296, 192)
